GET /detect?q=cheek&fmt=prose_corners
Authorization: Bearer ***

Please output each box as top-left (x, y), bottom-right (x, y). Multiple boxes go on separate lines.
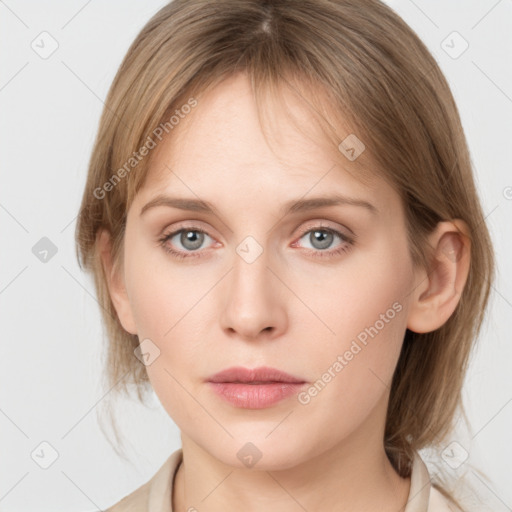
top-left (297, 236), bottom-right (413, 396)
top-left (123, 237), bottom-right (216, 392)
top-left (287, 252), bottom-right (411, 441)
top-left (125, 255), bottom-right (207, 420)
top-left (295, 237), bottom-right (411, 347)
top-left (124, 231), bottom-right (203, 340)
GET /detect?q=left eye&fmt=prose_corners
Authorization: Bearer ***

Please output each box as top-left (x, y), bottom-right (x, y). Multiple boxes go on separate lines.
top-left (298, 228), bottom-right (341, 251)
top-left (160, 228), bottom-right (212, 255)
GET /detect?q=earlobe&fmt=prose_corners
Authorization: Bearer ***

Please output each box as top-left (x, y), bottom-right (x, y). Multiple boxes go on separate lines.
top-left (97, 229), bottom-right (138, 335)
top-left (406, 220), bottom-right (471, 334)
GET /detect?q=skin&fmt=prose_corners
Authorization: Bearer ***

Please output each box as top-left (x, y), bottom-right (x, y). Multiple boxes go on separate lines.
top-left (99, 72), bottom-right (470, 511)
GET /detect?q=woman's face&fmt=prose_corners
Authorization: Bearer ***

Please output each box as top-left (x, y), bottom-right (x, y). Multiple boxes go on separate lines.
top-left (115, 73), bottom-right (419, 469)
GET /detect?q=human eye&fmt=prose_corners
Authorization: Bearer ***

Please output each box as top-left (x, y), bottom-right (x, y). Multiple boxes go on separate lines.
top-left (157, 222), bottom-right (355, 261)
top-left (291, 223), bottom-right (355, 259)
top-left (158, 224), bottom-right (217, 260)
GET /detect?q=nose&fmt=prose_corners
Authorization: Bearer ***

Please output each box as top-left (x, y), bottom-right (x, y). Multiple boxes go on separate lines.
top-left (218, 243), bottom-right (288, 341)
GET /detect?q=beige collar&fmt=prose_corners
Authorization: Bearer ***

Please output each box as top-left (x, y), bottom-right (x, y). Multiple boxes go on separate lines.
top-left (404, 451), bottom-right (432, 511)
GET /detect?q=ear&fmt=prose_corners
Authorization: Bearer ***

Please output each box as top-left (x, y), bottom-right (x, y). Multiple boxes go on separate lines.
top-left (406, 220), bottom-right (471, 334)
top-left (97, 229), bottom-right (138, 335)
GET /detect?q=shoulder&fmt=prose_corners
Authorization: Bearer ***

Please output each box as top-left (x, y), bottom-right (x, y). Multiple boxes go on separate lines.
top-left (408, 452), bottom-right (462, 512)
top-left (104, 449), bottom-right (183, 512)
top-left (429, 486), bottom-right (461, 512)
top-left (104, 480), bottom-right (151, 512)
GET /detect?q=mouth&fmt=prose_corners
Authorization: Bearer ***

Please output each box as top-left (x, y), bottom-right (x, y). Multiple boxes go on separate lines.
top-left (206, 366), bottom-right (307, 409)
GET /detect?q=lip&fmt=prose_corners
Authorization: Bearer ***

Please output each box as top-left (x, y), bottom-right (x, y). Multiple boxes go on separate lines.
top-left (207, 366), bottom-right (307, 409)
top-left (207, 366), bottom-right (305, 384)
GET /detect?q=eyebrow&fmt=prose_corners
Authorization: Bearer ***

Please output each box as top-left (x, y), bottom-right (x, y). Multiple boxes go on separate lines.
top-left (139, 193), bottom-right (378, 217)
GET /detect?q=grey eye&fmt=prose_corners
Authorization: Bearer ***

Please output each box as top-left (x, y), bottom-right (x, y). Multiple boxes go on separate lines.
top-left (176, 230), bottom-right (208, 251)
top-left (302, 229), bottom-right (336, 250)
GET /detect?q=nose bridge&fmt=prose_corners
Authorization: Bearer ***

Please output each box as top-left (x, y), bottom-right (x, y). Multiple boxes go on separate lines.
top-left (231, 233), bottom-right (274, 301)
top-left (219, 232), bottom-right (287, 338)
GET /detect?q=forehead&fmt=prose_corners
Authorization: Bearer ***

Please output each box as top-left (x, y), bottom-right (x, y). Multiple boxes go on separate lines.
top-left (138, 73), bottom-right (394, 213)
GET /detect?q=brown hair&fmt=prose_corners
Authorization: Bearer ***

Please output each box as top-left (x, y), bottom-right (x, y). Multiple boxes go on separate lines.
top-left (75, 0), bottom-right (495, 508)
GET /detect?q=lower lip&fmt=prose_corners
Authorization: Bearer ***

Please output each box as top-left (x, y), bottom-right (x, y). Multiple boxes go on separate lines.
top-left (208, 382), bottom-right (306, 409)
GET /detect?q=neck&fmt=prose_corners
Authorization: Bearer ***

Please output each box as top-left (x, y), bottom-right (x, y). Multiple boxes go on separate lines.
top-left (172, 403), bottom-right (411, 511)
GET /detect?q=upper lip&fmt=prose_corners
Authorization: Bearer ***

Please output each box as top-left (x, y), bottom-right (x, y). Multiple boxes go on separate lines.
top-left (207, 366), bottom-right (306, 384)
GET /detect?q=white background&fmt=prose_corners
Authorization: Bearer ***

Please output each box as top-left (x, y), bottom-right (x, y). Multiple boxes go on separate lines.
top-left (0, 1), bottom-right (511, 510)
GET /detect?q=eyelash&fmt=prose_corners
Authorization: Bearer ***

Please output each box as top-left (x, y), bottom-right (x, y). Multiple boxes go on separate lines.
top-left (157, 224), bottom-right (355, 261)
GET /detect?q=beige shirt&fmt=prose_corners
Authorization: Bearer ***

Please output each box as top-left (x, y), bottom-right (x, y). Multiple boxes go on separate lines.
top-left (105, 449), bottom-right (456, 511)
